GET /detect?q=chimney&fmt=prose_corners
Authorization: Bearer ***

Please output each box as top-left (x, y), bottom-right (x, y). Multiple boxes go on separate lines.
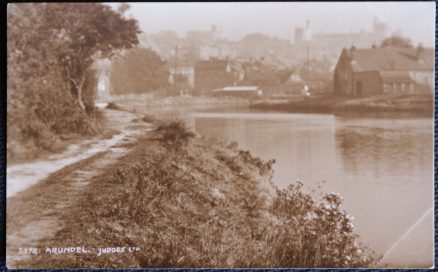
top-left (306, 19), bottom-right (310, 29)
top-left (350, 45), bottom-right (357, 60)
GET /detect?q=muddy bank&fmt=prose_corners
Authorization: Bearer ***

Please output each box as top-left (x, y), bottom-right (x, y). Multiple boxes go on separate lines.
top-left (251, 94), bottom-right (433, 116)
top-left (7, 116), bottom-right (377, 268)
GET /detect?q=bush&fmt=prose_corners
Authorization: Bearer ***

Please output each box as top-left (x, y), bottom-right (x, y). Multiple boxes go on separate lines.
top-left (270, 182), bottom-right (377, 267)
top-left (7, 66), bottom-right (101, 161)
top-left (106, 102), bottom-right (121, 110)
top-left (157, 120), bottom-right (195, 150)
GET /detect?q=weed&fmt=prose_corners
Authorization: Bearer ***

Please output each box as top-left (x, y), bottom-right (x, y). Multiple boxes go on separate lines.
top-left (106, 102), bottom-right (121, 110)
top-left (156, 120), bottom-right (195, 150)
top-left (271, 183), bottom-right (378, 267)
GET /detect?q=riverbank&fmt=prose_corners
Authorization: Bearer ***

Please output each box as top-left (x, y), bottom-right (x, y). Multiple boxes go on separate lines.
top-left (7, 108), bottom-right (377, 268)
top-left (106, 94), bottom-right (250, 110)
top-left (250, 94), bottom-right (433, 115)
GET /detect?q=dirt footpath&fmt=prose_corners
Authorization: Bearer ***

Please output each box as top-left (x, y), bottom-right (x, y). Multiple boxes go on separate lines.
top-left (6, 108), bottom-right (153, 268)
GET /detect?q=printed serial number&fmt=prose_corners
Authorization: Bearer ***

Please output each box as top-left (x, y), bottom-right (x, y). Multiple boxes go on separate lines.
top-left (18, 247), bottom-right (38, 255)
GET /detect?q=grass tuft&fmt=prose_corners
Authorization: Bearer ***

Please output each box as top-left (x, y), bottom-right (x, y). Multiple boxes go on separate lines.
top-left (156, 120), bottom-right (195, 150)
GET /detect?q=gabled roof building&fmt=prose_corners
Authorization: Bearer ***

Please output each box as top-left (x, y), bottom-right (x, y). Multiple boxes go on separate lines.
top-left (333, 46), bottom-right (434, 95)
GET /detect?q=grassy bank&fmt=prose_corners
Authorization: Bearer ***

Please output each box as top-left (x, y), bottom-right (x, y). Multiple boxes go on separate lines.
top-left (24, 119), bottom-right (377, 268)
top-left (7, 107), bottom-right (109, 165)
top-left (251, 94), bottom-right (433, 115)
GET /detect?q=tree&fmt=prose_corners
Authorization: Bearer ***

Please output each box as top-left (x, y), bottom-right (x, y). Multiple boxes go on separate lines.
top-left (7, 3), bottom-right (140, 159)
top-left (117, 3), bottom-right (131, 14)
top-left (380, 36), bottom-right (413, 49)
top-left (110, 48), bottom-right (170, 94)
top-left (38, 3), bottom-right (140, 110)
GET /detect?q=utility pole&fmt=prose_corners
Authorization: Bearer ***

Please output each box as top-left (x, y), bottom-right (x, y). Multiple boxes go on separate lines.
top-left (174, 45), bottom-right (178, 74)
top-left (306, 44), bottom-right (310, 80)
top-left (174, 45), bottom-right (178, 94)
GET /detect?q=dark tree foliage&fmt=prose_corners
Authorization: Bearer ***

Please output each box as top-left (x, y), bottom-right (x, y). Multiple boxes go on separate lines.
top-left (110, 48), bottom-right (170, 94)
top-left (7, 3), bottom-right (140, 160)
top-left (380, 36), bottom-right (413, 49)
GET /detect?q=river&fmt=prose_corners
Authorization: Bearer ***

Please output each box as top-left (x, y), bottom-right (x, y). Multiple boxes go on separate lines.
top-left (138, 104), bottom-right (434, 267)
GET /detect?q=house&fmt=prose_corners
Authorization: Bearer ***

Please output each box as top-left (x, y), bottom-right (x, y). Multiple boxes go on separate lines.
top-left (169, 66), bottom-right (195, 88)
top-left (333, 45), bottom-right (434, 95)
top-left (212, 86), bottom-right (262, 98)
top-left (283, 72), bottom-right (308, 95)
top-left (194, 58), bottom-right (234, 92)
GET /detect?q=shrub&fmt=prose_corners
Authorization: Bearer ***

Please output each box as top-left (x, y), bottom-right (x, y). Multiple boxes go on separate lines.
top-left (156, 120), bottom-right (195, 150)
top-left (270, 182), bottom-right (377, 267)
top-left (7, 66), bottom-right (101, 161)
top-left (227, 141), bottom-right (239, 150)
top-left (106, 102), bottom-right (121, 110)
top-left (141, 114), bottom-right (155, 123)
top-left (238, 150), bottom-right (275, 176)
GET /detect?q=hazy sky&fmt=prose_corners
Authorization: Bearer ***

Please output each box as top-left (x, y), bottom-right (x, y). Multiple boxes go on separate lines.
top-left (109, 2), bottom-right (435, 46)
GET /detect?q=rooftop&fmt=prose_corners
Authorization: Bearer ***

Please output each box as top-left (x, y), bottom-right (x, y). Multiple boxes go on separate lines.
top-left (344, 47), bottom-right (434, 72)
top-left (195, 59), bottom-right (229, 70)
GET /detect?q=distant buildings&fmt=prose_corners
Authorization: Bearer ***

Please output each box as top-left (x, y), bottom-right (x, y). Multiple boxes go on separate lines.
top-left (194, 59), bottom-right (234, 92)
top-left (291, 18), bottom-right (390, 65)
top-left (333, 45), bottom-right (434, 95)
top-left (194, 57), bottom-right (307, 95)
top-left (186, 24), bottom-right (222, 46)
top-left (134, 19), bottom-right (430, 97)
top-left (200, 42), bottom-right (237, 60)
top-left (312, 18), bottom-right (389, 48)
top-left (169, 66), bottom-right (195, 88)
top-left (294, 20), bottom-right (312, 43)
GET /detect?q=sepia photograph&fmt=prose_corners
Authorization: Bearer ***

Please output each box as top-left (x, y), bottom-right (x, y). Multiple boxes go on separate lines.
top-left (6, 1), bottom-right (435, 268)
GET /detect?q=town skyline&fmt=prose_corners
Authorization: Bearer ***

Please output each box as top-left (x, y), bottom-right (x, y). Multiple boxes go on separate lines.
top-left (107, 2), bottom-right (435, 47)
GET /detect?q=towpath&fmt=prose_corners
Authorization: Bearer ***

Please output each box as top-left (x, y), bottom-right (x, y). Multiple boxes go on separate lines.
top-left (6, 107), bottom-right (153, 268)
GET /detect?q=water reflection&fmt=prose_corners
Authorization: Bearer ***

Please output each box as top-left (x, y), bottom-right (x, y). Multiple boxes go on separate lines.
top-left (335, 117), bottom-right (433, 184)
top-left (194, 113), bottom-right (337, 187)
